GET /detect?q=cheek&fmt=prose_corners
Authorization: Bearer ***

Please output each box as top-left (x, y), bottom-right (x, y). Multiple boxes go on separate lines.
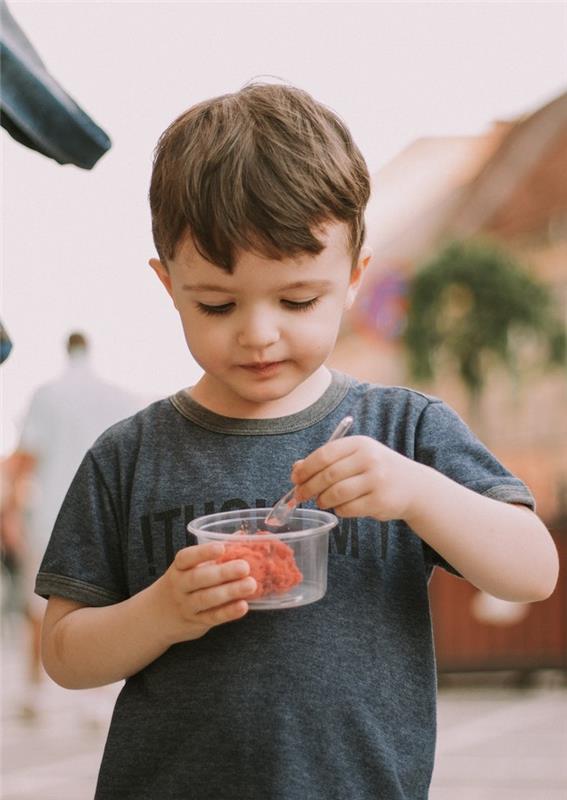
top-left (288, 310), bottom-right (342, 354)
top-left (180, 313), bottom-right (220, 357)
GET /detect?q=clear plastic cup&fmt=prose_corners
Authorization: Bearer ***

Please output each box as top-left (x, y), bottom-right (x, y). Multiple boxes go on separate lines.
top-left (188, 508), bottom-right (337, 609)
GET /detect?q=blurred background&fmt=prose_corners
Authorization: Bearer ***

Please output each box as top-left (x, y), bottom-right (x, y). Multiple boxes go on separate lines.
top-left (1, 1), bottom-right (566, 799)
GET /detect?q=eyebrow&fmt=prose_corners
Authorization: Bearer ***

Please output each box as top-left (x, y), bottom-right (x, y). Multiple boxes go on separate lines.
top-left (182, 280), bottom-right (334, 293)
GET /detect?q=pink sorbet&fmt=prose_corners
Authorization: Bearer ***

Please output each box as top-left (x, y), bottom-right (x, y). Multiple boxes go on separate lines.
top-left (216, 530), bottom-right (303, 598)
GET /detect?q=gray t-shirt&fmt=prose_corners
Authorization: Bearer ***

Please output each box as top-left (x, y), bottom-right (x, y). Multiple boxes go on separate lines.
top-left (36, 371), bottom-right (534, 800)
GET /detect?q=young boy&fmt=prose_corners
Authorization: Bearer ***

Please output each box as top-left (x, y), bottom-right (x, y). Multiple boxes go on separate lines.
top-left (37, 83), bottom-right (558, 800)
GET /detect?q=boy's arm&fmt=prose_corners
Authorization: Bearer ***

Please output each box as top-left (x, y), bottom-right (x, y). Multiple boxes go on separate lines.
top-left (41, 543), bottom-right (257, 689)
top-left (403, 461), bottom-right (558, 602)
top-left (292, 437), bottom-right (559, 603)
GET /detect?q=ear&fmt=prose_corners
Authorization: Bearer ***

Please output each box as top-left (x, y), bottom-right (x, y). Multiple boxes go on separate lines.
top-left (345, 246), bottom-right (372, 310)
top-left (149, 258), bottom-right (177, 308)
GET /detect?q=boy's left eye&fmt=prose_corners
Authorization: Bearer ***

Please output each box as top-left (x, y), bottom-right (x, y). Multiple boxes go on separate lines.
top-left (281, 297), bottom-right (320, 311)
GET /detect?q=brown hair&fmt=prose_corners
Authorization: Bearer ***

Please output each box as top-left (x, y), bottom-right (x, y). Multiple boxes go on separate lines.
top-left (149, 81), bottom-right (370, 272)
top-left (66, 332), bottom-right (88, 353)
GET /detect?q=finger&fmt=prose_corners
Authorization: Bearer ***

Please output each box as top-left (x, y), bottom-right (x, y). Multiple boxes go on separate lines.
top-left (191, 576), bottom-right (257, 614)
top-left (295, 450), bottom-right (365, 502)
top-left (197, 599), bottom-right (250, 627)
top-left (174, 542), bottom-right (225, 570)
top-left (291, 437), bottom-right (359, 484)
top-left (185, 559), bottom-right (251, 593)
top-left (333, 491), bottom-right (375, 518)
top-left (315, 474), bottom-right (370, 512)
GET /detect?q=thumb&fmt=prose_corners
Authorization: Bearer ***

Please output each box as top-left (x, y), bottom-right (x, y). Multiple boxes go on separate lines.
top-left (291, 459), bottom-right (304, 482)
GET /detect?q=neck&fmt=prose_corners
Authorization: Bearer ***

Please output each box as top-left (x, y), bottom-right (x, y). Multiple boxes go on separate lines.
top-left (68, 349), bottom-right (89, 365)
top-left (190, 366), bottom-right (332, 419)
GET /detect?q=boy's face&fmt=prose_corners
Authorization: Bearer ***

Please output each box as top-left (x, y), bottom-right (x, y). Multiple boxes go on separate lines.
top-left (150, 221), bottom-right (371, 417)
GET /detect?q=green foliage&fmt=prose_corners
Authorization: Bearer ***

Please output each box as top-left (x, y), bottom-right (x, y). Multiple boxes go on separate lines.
top-left (403, 239), bottom-right (566, 396)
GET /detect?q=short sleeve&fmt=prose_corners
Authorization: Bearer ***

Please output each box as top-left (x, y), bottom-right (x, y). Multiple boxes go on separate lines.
top-left (414, 400), bottom-right (536, 574)
top-left (35, 450), bottom-right (128, 606)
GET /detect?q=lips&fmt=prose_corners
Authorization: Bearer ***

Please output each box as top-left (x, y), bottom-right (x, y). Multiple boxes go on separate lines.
top-left (240, 361), bottom-right (283, 376)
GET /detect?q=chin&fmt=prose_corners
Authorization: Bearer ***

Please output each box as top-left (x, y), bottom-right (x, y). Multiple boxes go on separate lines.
top-left (236, 374), bottom-right (304, 403)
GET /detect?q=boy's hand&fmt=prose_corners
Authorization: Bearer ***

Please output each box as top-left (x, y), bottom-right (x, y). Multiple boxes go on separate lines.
top-left (291, 435), bottom-right (421, 522)
top-left (155, 543), bottom-right (257, 644)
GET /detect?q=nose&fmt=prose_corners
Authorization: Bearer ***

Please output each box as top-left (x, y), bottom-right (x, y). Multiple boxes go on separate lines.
top-left (237, 308), bottom-right (280, 350)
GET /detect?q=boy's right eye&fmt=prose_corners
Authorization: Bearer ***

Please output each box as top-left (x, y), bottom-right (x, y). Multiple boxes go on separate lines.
top-left (195, 302), bottom-right (234, 316)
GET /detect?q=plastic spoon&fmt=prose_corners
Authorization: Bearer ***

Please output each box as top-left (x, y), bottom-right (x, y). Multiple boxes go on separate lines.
top-left (264, 415), bottom-right (354, 528)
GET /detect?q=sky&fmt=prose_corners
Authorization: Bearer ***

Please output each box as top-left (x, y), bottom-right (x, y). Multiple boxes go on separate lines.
top-left (2, 0), bottom-right (566, 454)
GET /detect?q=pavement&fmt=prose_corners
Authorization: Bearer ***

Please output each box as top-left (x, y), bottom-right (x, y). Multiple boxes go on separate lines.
top-left (1, 617), bottom-right (566, 800)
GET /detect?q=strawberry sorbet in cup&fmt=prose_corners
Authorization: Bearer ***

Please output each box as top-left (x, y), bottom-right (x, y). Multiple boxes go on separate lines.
top-left (187, 508), bottom-right (337, 609)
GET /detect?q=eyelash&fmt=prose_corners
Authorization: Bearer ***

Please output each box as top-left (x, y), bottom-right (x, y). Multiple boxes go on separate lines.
top-left (195, 298), bottom-right (320, 316)
top-left (282, 297), bottom-right (320, 312)
top-left (196, 303), bottom-right (234, 316)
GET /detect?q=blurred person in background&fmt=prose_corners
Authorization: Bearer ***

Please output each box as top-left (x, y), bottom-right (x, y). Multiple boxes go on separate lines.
top-left (5, 331), bottom-right (142, 721)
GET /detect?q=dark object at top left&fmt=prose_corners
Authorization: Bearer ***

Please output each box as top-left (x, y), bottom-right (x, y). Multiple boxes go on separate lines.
top-left (0, 0), bottom-right (111, 169)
